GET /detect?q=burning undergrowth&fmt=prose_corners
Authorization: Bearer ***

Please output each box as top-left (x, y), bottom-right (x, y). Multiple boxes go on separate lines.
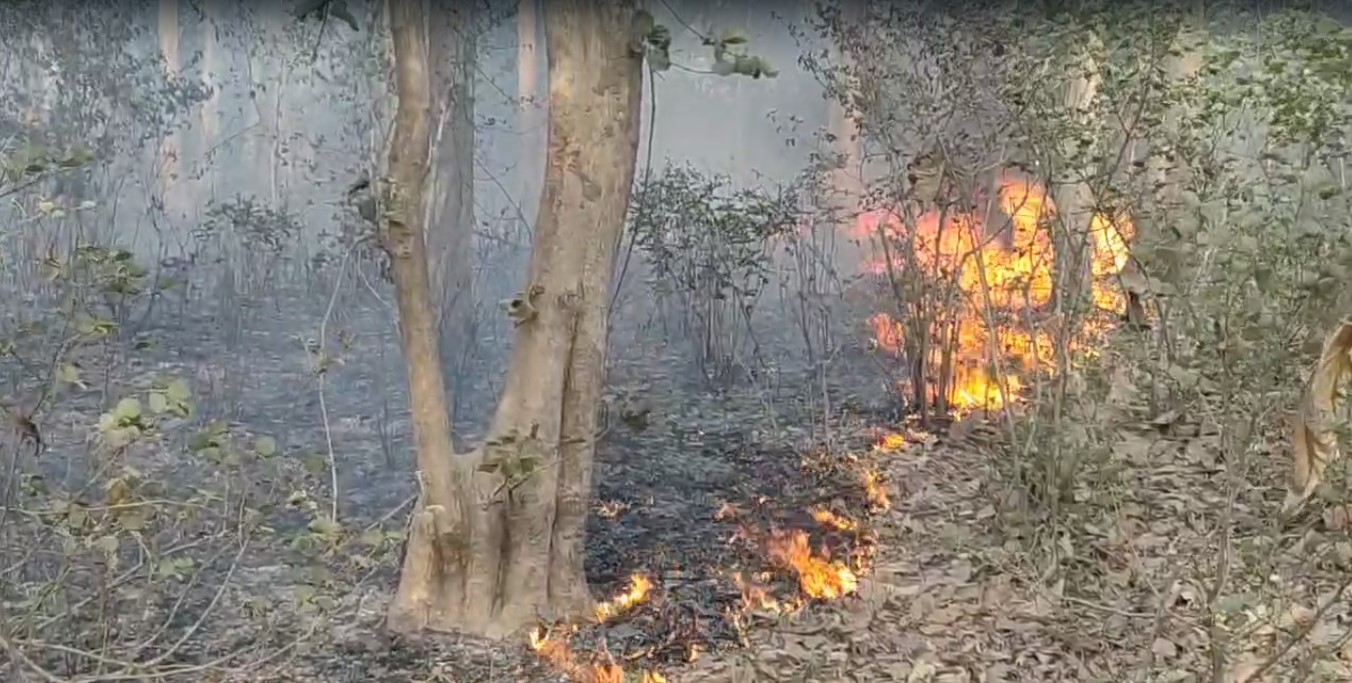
top-left (852, 173), bottom-right (1135, 414)
top-left (533, 404), bottom-right (911, 682)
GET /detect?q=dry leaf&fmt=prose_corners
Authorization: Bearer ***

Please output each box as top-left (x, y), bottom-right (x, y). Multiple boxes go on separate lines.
top-left (906, 659), bottom-right (937, 683)
top-left (1150, 637), bottom-right (1178, 659)
top-left (1285, 319), bottom-right (1352, 515)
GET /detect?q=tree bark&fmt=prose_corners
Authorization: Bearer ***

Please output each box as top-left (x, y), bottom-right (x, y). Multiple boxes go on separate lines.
top-left (517, 0), bottom-right (544, 225)
top-left (200, 3), bottom-right (221, 193)
top-left (424, 0), bottom-right (476, 372)
top-left (157, 0), bottom-right (183, 219)
top-left (386, 0), bottom-right (643, 638)
top-left (1050, 28), bottom-right (1104, 308)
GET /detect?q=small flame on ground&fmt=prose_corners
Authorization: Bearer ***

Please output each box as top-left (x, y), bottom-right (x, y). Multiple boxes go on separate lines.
top-left (811, 506), bottom-right (859, 532)
top-left (861, 468), bottom-right (891, 512)
top-left (597, 500), bottom-right (630, 519)
top-left (529, 575), bottom-right (665, 683)
top-left (731, 570), bottom-right (804, 614)
top-left (766, 529), bottom-right (859, 600)
top-left (876, 431), bottom-right (908, 452)
top-left (529, 629), bottom-right (668, 683)
top-left (714, 501), bottom-right (741, 521)
top-left (594, 573), bottom-right (652, 623)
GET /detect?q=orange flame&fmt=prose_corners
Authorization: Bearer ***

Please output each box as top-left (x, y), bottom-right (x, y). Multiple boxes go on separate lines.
top-left (861, 468), bottom-right (890, 512)
top-left (530, 575), bottom-right (665, 683)
top-left (594, 573), bottom-right (652, 622)
top-left (856, 174), bottom-right (1134, 412)
top-left (811, 506), bottom-right (859, 532)
top-left (765, 529), bottom-right (859, 600)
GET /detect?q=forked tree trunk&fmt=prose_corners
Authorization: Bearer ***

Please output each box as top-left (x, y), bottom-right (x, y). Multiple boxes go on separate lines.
top-left (425, 0), bottom-right (476, 368)
top-left (384, 0), bottom-right (643, 638)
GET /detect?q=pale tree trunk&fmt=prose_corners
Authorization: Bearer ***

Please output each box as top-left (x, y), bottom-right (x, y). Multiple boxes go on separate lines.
top-left (1147, 2), bottom-right (1206, 236)
top-left (1050, 29), bottom-right (1104, 308)
top-left (157, 0), bottom-right (183, 220)
top-left (424, 0), bottom-right (476, 370)
top-left (829, 0), bottom-right (865, 277)
top-left (1140, 2), bottom-right (1206, 408)
top-left (385, 0), bottom-right (643, 638)
top-left (517, 0), bottom-right (544, 225)
top-left (200, 3), bottom-right (221, 194)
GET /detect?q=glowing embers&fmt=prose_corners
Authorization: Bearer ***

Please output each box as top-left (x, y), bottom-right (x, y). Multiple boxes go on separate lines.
top-left (853, 175), bottom-right (1134, 413)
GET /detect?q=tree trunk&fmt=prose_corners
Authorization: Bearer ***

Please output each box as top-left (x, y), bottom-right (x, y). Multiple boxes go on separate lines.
top-left (424, 0), bottom-right (476, 374)
top-left (385, 0), bottom-right (643, 638)
top-left (200, 3), bottom-right (221, 194)
top-left (157, 0), bottom-right (183, 220)
top-left (829, 0), bottom-right (865, 277)
top-left (1148, 2), bottom-right (1206, 235)
top-left (517, 0), bottom-right (544, 225)
top-left (1050, 28), bottom-right (1103, 309)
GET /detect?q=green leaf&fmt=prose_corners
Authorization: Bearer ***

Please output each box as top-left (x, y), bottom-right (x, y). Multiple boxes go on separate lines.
top-left (166, 378), bottom-right (190, 402)
top-left (57, 363), bottom-right (83, 388)
top-left (308, 516), bottom-right (344, 538)
top-left (302, 452), bottom-right (328, 474)
top-left (117, 509), bottom-right (148, 532)
top-left (254, 435), bottom-right (277, 457)
top-left (720, 27), bottom-right (748, 45)
top-left (648, 50), bottom-right (672, 72)
top-left (113, 397), bottom-right (141, 421)
top-left (359, 528), bottom-right (385, 547)
top-left (147, 391), bottom-right (169, 414)
top-left (93, 534), bottom-right (120, 555)
top-left (187, 430), bottom-right (214, 452)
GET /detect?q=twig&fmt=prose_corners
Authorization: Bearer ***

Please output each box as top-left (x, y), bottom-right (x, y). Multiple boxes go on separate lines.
top-left (316, 241), bottom-right (359, 522)
top-left (0, 632), bottom-right (64, 683)
top-left (1239, 567), bottom-right (1352, 683)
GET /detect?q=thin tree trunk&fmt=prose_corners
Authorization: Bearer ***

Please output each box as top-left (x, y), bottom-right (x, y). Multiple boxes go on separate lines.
top-left (386, 0), bottom-right (643, 638)
top-left (829, 0), bottom-right (865, 277)
top-left (1050, 28), bottom-right (1103, 309)
top-left (157, 0), bottom-right (183, 219)
top-left (425, 0), bottom-right (476, 373)
top-left (200, 2), bottom-right (221, 194)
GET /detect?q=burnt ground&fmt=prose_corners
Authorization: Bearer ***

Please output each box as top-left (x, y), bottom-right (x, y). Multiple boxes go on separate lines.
top-left (5, 265), bottom-right (1352, 682)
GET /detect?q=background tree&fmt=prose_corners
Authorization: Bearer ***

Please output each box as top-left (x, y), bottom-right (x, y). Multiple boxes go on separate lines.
top-left (424, 1), bottom-right (477, 381)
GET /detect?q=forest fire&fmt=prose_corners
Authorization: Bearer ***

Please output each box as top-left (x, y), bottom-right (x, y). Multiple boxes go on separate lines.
top-left (594, 573), bottom-right (653, 622)
top-left (862, 469), bottom-right (890, 512)
top-left (853, 175), bottom-right (1134, 413)
top-left (530, 574), bottom-right (666, 683)
top-left (765, 528), bottom-right (860, 600)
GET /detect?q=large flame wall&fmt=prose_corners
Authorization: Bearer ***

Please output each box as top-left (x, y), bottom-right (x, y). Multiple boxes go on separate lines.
top-left (849, 174), bottom-right (1133, 413)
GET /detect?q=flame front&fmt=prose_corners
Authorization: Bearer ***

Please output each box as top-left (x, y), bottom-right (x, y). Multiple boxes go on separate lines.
top-left (594, 573), bottom-right (652, 622)
top-left (855, 175), bottom-right (1134, 412)
top-left (765, 528), bottom-right (859, 600)
top-left (531, 574), bottom-right (664, 683)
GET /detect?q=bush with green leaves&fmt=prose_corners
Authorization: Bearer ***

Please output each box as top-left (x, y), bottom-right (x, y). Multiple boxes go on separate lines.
top-left (628, 162), bottom-right (800, 384)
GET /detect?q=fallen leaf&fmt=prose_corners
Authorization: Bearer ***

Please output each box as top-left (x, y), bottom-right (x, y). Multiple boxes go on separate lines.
top-left (1285, 319), bottom-right (1352, 515)
top-left (1151, 637), bottom-right (1178, 659)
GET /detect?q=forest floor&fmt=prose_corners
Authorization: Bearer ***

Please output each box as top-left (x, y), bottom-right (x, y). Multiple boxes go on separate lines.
top-left (6, 282), bottom-right (1352, 683)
